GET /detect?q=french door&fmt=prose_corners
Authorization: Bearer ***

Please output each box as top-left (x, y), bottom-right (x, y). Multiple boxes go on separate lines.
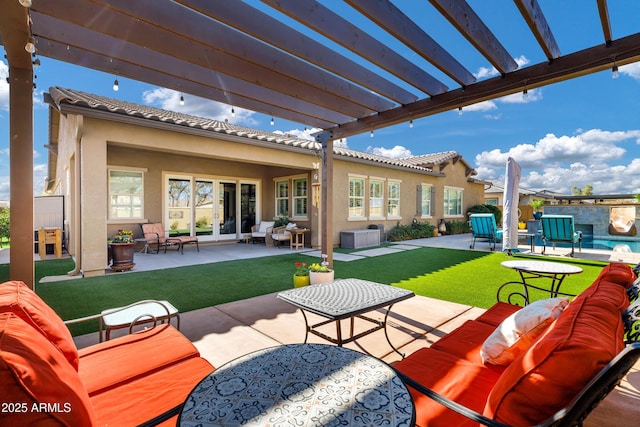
top-left (166, 175), bottom-right (258, 242)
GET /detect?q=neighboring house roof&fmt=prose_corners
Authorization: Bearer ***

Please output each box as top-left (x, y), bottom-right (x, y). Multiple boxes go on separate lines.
top-left (45, 87), bottom-right (477, 177)
top-left (485, 182), bottom-right (564, 199)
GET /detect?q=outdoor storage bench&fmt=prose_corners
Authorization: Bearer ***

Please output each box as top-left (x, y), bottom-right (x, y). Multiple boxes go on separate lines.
top-left (0, 280), bottom-right (214, 426)
top-left (394, 262), bottom-right (640, 426)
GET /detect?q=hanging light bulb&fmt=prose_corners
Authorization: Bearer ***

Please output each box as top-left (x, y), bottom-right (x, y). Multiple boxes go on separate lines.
top-left (179, 95), bottom-right (185, 105)
top-left (522, 88), bottom-right (528, 100)
top-left (18, 0), bottom-right (32, 7)
top-left (457, 106), bottom-right (463, 116)
top-left (409, 119), bottom-right (414, 128)
top-left (24, 36), bottom-right (36, 54)
top-left (612, 64), bottom-right (619, 79)
top-left (231, 106), bottom-right (235, 117)
top-left (370, 129), bottom-right (374, 138)
top-left (113, 78), bottom-right (119, 91)
top-left (270, 117), bottom-right (274, 126)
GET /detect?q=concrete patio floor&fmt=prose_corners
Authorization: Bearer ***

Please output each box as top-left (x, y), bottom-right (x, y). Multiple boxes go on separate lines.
top-left (60, 234), bottom-right (640, 427)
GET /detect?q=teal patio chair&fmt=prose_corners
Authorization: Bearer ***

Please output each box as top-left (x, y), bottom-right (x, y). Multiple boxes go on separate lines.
top-left (469, 213), bottom-right (503, 251)
top-left (540, 215), bottom-right (583, 256)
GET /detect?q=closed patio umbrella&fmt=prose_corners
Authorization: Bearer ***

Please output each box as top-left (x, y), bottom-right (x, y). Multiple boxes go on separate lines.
top-left (503, 157), bottom-right (522, 255)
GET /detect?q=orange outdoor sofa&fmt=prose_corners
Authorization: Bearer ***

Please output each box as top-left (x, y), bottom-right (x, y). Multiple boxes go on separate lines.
top-left (393, 262), bottom-right (640, 426)
top-left (0, 281), bottom-right (214, 426)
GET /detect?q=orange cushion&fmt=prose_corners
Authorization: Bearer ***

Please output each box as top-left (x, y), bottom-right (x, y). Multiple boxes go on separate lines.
top-left (90, 356), bottom-right (214, 426)
top-left (484, 272), bottom-right (629, 426)
top-left (474, 302), bottom-right (522, 327)
top-left (394, 347), bottom-right (501, 427)
top-left (0, 280), bottom-right (79, 370)
top-left (79, 324), bottom-right (201, 395)
top-left (594, 262), bottom-right (636, 289)
top-left (0, 312), bottom-right (96, 426)
top-left (430, 320), bottom-right (503, 371)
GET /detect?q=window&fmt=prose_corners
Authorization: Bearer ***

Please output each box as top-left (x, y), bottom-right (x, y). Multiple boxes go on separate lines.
top-left (444, 187), bottom-right (463, 216)
top-left (275, 180), bottom-right (289, 217)
top-left (420, 184), bottom-right (432, 217)
top-left (387, 181), bottom-right (400, 217)
top-left (349, 177), bottom-right (366, 218)
top-left (292, 178), bottom-right (308, 217)
top-left (109, 169), bottom-right (143, 219)
top-left (369, 180), bottom-right (384, 218)
top-left (485, 198), bottom-right (498, 206)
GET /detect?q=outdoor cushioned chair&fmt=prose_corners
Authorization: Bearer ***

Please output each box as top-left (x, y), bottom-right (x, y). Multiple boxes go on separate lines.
top-left (540, 214), bottom-right (583, 256)
top-left (271, 222), bottom-right (297, 247)
top-left (140, 223), bottom-right (199, 255)
top-left (469, 213), bottom-right (503, 251)
top-left (251, 221), bottom-right (275, 244)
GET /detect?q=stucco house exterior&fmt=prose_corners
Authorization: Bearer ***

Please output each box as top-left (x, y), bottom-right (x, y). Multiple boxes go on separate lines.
top-left (44, 87), bottom-right (485, 277)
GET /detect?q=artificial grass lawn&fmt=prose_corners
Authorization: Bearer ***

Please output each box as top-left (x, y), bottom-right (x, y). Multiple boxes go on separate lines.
top-left (19, 247), bottom-right (609, 336)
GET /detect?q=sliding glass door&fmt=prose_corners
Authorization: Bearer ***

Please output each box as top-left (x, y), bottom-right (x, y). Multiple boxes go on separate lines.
top-left (166, 175), bottom-right (259, 242)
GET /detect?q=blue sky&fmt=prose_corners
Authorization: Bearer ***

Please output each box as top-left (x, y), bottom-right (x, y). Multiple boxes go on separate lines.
top-left (1, 1), bottom-right (640, 201)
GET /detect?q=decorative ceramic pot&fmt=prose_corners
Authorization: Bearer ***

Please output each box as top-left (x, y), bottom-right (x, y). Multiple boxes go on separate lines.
top-left (309, 270), bottom-right (334, 285)
top-left (109, 242), bottom-right (136, 271)
top-left (293, 275), bottom-right (310, 288)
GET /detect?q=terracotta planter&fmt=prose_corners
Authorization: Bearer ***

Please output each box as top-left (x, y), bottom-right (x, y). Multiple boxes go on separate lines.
top-left (309, 270), bottom-right (334, 285)
top-left (109, 242), bottom-right (135, 272)
top-left (293, 275), bottom-right (310, 288)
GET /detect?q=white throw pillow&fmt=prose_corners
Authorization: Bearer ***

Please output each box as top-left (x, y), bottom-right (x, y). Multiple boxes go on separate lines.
top-left (480, 297), bottom-right (569, 366)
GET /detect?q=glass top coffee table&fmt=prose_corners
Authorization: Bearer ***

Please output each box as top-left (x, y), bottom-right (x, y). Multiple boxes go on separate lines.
top-left (277, 278), bottom-right (415, 357)
top-left (178, 343), bottom-right (415, 426)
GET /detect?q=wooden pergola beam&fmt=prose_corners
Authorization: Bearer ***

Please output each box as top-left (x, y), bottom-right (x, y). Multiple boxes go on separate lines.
top-left (328, 31), bottom-right (640, 139)
top-left (514, 0), bottom-right (561, 60)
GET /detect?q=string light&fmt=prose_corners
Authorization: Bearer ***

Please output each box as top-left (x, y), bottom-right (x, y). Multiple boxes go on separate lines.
top-left (24, 36), bottom-right (36, 54)
top-left (409, 119), bottom-right (414, 128)
top-left (270, 117), bottom-right (274, 126)
top-left (522, 87), bottom-right (528, 100)
top-left (231, 106), bottom-right (235, 117)
top-left (457, 106), bottom-right (463, 116)
top-left (113, 78), bottom-right (119, 91)
top-left (179, 95), bottom-right (185, 105)
top-left (370, 129), bottom-right (374, 138)
top-left (612, 64), bottom-right (619, 79)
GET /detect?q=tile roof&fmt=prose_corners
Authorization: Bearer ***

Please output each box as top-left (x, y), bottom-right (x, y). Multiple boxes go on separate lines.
top-left (46, 87), bottom-right (476, 176)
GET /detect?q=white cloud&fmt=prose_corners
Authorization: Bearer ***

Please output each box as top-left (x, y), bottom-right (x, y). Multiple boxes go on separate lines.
top-left (462, 100), bottom-right (497, 112)
top-left (0, 61), bottom-right (8, 112)
top-left (474, 55), bottom-right (530, 79)
top-left (475, 129), bottom-right (640, 194)
top-left (620, 62), bottom-right (640, 80)
top-left (499, 88), bottom-right (542, 104)
top-left (142, 88), bottom-right (257, 125)
top-left (366, 145), bottom-right (412, 159)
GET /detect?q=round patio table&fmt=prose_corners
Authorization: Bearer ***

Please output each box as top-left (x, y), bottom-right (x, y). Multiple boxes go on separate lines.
top-left (178, 343), bottom-right (415, 427)
top-left (499, 260), bottom-right (583, 305)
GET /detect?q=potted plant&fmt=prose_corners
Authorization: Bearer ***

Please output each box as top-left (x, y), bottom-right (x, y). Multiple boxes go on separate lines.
top-left (308, 254), bottom-right (334, 285)
top-left (109, 229), bottom-right (135, 271)
top-left (293, 262), bottom-right (310, 288)
top-left (529, 200), bottom-right (545, 220)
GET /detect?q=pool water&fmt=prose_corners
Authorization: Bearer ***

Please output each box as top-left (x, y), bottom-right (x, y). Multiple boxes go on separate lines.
top-left (533, 236), bottom-right (640, 252)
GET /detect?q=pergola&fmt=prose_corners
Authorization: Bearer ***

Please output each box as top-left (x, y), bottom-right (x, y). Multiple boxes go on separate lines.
top-left (2, 0), bottom-right (640, 287)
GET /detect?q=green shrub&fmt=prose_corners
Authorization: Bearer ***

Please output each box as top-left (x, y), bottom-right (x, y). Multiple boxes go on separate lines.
top-left (196, 216), bottom-right (210, 228)
top-left (0, 207), bottom-right (9, 247)
top-left (446, 220), bottom-right (471, 235)
top-left (170, 221), bottom-right (179, 230)
top-left (387, 220), bottom-right (435, 242)
top-left (467, 204), bottom-right (502, 224)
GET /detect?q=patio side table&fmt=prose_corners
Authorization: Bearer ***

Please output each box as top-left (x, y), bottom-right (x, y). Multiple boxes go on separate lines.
top-left (277, 278), bottom-right (415, 357)
top-left (100, 300), bottom-right (180, 342)
top-left (498, 260), bottom-right (583, 305)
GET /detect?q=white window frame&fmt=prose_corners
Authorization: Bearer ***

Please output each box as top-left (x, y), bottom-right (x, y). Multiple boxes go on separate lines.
top-left (348, 175), bottom-right (366, 219)
top-left (387, 180), bottom-right (401, 219)
top-left (108, 167), bottom-right (145, 221)
top-left (274, 174), bottom-right (309, 220)
top-left (444, 186), bottom-right (464, 217)
top-left (369, 178), bottom-right (385, 219)
top-left (292, 177), bottom-right (308, 219)
top-left (420, 183), bottom-right (433, 218)
top-left (275, 180), bottom-right (289, 218)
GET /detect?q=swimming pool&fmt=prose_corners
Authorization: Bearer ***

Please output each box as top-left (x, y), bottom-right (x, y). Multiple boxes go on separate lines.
top-left (533, 236), bottom-right (640, 252)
